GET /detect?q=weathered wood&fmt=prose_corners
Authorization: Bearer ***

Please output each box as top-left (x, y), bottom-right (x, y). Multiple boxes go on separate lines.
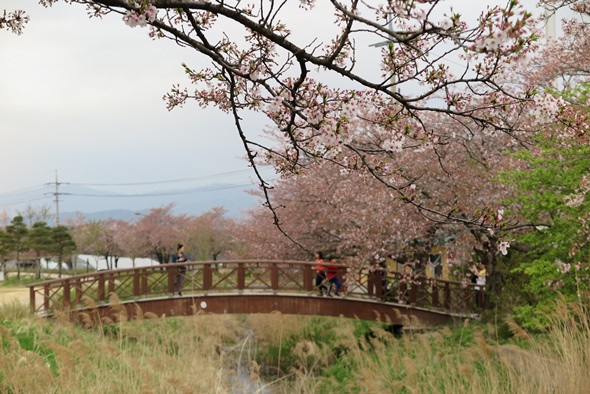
top-left (28, 260), bottom-right (482, 325)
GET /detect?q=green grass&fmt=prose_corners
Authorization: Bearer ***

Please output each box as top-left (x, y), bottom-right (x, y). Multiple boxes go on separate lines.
top-left (0, 292), bottom-right (589, 393)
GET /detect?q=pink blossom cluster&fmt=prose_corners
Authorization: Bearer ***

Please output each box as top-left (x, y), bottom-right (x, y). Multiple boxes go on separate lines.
top-left (123, 4), bottom-right (157, 28)
top-left (0, 10), bottom-right (29, 35)
top-left (498, 241), bottom-right (510, 256)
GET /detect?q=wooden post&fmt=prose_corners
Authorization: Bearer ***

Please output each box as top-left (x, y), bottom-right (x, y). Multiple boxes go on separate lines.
top-left (168, 266), bottom-right (175, 294)
top-left (271, 263), bottom-right (279, 292)
top-left (367, 271), bottom-right (375, 297)
top-left (63, 280), bottom-right (70, 310)
top-left (75, 278), bottom-right (82, 307)
top-left (29, 286), bottom-right (35, 315)
top-left (203, 264), bottom-right (212, 292)
top-left (431, 281), bottom-right (439, 308)
top-left (409, 283), bottom-right (417, 305)
top-left (108, 273), bottom-right (115, 298)
top-left (375, 270), bottom-right (383, 301)
top-left (141, 272), bottom-right (148, 296)
top-left (44, 284), bottom-right (50, 314)
top-left (98, 274), bottom-right (105, 303)
top-left (237, 262), bottom-right (245, 291)
top-left (303, 264), bottom-right (313, 293)
top-left (444, 282), bottom-right (451, 310)
top-left (133, 270), bottom-right (140, 298)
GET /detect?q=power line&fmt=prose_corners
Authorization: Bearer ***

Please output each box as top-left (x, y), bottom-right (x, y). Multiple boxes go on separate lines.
top-left (63, 183), bottom-right (253, 198)
top-left (0, 195), bottom-right (52, 208)
top-left (0, 185), bottom-right (49, 197)
top-left (0, 168), bottom-right (268, 209)
top-left (68, 169), bottom-right (256, 187)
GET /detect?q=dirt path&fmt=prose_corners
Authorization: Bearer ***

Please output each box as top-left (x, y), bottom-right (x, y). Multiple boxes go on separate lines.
top-left (0, 286), bottom-right (30, 305)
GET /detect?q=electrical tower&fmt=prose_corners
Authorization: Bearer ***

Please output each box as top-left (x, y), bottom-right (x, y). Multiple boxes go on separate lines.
top-left (46, 170), bottom-right (68, 226)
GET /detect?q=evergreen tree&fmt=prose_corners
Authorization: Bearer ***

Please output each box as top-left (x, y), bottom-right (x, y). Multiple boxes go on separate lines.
top-left (6, 216), bottom-right (28, 280)
top-left (52, 226), bottom-right (76, 278)
top-left (0, 230), bottom-right (11, 280)
top-left (28, 222), bottom-right (53, 279)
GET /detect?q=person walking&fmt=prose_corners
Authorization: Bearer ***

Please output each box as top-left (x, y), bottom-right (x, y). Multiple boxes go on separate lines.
top-left (314, 251), bottom-right (328, 296)
top-left (172, 243), bottom-right (189, 296)
top-left (474, 262), bottom-right (486, 309)
top-left (326, 256), bottom-right (341, 297)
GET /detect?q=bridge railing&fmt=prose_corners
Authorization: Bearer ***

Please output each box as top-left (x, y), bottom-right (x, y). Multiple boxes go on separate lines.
top-left (28, 260), bottom-right (483, 316)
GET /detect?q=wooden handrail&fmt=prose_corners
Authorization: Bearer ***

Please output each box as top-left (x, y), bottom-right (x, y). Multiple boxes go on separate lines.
top-left (27, 260), bottom-right (482, 317)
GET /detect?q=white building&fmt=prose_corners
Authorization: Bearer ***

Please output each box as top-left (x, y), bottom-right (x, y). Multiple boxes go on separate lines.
top-left (75, 255), bottom-right (161, 271)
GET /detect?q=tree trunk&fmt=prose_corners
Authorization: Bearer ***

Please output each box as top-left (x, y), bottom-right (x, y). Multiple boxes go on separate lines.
top-left (16, 255), bottom-right (21, 280)
top-left (58, 250), bottom-right (63, 279)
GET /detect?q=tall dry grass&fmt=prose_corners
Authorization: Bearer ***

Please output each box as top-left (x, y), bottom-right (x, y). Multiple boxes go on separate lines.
top-left (500, 299), bottom-right (590, 394)
top-left (1, 296), bottom-right (589, 393)
top-left (267, 299), bottom-right (590, 394)
top-left (0, 298), bottom-right (243, 393)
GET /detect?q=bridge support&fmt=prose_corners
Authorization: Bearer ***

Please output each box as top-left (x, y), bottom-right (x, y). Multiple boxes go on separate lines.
top-left (66, 294), bottom-right (461, 327)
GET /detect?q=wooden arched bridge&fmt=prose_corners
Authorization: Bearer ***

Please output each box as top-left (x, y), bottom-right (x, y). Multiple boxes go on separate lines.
top-left (28, 260), bottom-right (483, 326)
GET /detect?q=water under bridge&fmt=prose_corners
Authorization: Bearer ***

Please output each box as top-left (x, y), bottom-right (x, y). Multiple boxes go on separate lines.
top-left (28, 260), bottom-right (483, 327)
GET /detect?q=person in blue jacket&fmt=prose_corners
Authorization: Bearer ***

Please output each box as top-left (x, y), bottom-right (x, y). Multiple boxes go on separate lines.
top-left (172, 243), bottom-right (189, 295)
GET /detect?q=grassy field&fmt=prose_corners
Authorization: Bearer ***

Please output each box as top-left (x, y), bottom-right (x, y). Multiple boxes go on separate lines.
top-left (0, 286), bottom-right (29, 302)
top-left (0, 294), bottom-right (588, 393)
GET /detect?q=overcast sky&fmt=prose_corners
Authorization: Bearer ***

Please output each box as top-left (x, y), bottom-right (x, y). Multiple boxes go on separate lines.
top-left (1, 0), bottom-right (275, 215)
top-left (0, 0), bottom-right (551, 217)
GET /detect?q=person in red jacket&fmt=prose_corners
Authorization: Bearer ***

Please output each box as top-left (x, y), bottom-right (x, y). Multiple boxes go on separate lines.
top-left (313, 251), bottom-right (328, 296)
top-left (326, 256), bottom-right (341, 297)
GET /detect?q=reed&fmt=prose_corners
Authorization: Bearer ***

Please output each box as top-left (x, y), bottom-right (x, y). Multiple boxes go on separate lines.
top-left (0, 297), bottom-right (588, 393)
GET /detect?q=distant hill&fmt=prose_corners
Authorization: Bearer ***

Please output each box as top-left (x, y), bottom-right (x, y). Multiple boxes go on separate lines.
top-left (2, 183), bottom-right (263, 223)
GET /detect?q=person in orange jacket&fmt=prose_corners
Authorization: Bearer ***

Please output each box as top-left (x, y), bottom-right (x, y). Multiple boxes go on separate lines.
top-left (314, 251), bottom-right (328, 296)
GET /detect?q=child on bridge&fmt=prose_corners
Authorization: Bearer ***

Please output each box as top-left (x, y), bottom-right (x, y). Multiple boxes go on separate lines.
top-left (326, 256), bottom-right (341, 297)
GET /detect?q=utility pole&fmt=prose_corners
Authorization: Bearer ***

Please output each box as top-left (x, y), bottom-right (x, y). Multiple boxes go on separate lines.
top-left (46, 170), bottom-right (67, 226)
top-left (545, 6), bottom-right (556, 41)
top-left (370, 13), bottom-right (400, 95)
top-left (544, 5), bottom-right (557, 89)
top-left (55, 170), bottom-right (60, 226)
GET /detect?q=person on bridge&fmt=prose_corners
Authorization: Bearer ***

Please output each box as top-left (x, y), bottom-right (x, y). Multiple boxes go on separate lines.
top-left (474, 262), bottom-right (487, 308)
top-left (326, 256), bottom-right (341, 297)
top-left (314, 251), bottom-right (328, 296)
top-left (171, 243), bottom-right (189, 296)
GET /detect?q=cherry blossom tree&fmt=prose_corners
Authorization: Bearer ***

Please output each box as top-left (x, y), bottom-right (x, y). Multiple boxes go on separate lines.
top-left (5, 1), bottom-right (558, 229)
top-left (236, 163), bottom-right (426, 261)
top-left (184, 207), bottom-right (235, 261)
top-left (70, 218), bottom-right (124, 269)
top-left (116, 219), bottom-right (146, 267)
top-left (237, 120), bottom-right (523, 298)
top-left (17, 204), bottom-right (54, 228)
top-left (135, 204), bottom-right (188, 263)
top-left (529, 1), bottom-right (590, 91)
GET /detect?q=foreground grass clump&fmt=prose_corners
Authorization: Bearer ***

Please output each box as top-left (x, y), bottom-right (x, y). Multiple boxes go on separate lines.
top-left (0, 300), bottom-right (242, 393)
top-left (250, 302), bottom-right (590, 394)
